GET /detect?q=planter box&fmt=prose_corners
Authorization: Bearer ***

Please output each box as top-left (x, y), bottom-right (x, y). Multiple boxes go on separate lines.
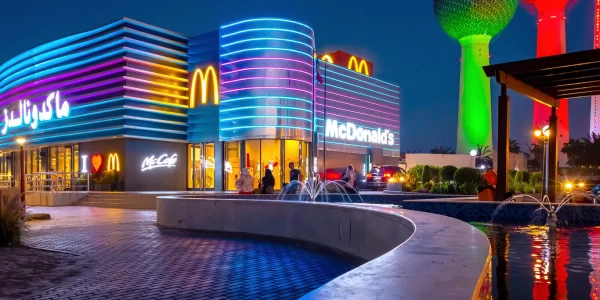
top-left (386, 182), bottom-right (403, 192)
top-left (93, 184), bottom-right (110, 191)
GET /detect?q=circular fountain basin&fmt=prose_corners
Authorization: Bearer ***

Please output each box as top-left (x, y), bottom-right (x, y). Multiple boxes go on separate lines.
top-left (157, 197), bottom-right (491, 299)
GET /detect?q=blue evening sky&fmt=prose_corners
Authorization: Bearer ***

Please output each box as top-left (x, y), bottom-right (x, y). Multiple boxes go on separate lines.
top-left (0, 0), bottom-right (591, 152)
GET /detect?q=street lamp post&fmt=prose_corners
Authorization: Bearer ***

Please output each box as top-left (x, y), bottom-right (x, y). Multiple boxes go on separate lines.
top-left (16, 137), bottom-right (26, 208)
top-left (534, 126), bottom-right (550, 198)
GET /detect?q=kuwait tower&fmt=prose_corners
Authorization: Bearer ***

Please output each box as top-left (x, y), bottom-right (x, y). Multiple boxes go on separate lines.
top-left (525, 0), bottom-right (570, 153)
top-left (434, 0), bottom-right (518, 154)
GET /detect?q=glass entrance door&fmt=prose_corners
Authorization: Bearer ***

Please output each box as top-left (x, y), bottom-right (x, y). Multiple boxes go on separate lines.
top-left (188, 143), bottom-right (215, 190)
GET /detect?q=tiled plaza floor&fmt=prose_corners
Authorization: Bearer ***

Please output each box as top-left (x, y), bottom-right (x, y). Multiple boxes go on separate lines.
top-left (22, 207), bottom-right (360, 300)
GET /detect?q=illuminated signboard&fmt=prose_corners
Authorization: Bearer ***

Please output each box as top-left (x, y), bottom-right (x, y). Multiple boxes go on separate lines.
top-left (91, 154), bottom-right (103, 173)
top-left (107, 153), bottom-right (120, 172)
top-left (347, 56), bottom-right (370, 76)
top-left (325, 119), bottom-right (394, 146)
top-left (141, 154), bottom-right (178, 171)
top-left (2, 91), bottom-right (70, 135)
top-left (189, 66), bottom-right (219, 108)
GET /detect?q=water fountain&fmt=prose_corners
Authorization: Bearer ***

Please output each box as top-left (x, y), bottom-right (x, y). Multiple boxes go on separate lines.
top-left (277, 178), bottom-right (363, 203)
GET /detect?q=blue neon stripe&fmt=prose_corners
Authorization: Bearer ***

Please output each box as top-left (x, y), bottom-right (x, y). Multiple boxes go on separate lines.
top-left (220, 96), bottom-right (312, 105)
top-left (221, 28), bottom-right (313, 40)
top-left (319, 60), bottom-right (401, 89)
top-left (220, 106), bottom-right (312, 113)
top-left (220, 47), bottom-right (312, 59)
top-left (221, 18), bottom-right (313, 32)
top-left (221, 125), bottom-right (311, 131)
top-left (220, 115), bottom-right (312, 122)
top-left (324, 82), bottom-right (399, 105)
top-left (221, 38), bottom-right (313, 49)
top-left (0, 127), bottom-right (123, 147)
top-left (319, 67), bottom-right (399, 93)
top-left (322, 73), bottom-right (399, 99)
top-left (317, 137), bottom-right (399, 152)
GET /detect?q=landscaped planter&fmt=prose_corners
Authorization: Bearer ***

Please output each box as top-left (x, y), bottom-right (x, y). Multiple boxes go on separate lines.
top-left (386, 182), bottom-right (403, 192)
top-left (93, 184), bottom-right (110, 191)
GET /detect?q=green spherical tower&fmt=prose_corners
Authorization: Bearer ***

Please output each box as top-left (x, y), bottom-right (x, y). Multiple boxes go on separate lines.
top-left (434, 0), bottom-right (518, 154)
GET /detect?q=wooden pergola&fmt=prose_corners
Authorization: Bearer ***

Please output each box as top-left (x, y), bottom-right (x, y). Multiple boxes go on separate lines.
top-left (484, 49), bottom-right (600, 202)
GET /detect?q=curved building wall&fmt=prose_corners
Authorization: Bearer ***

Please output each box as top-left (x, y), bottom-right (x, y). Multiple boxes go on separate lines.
top-left (219, 18), bottom-right (315, 142)
top-left (0, 18), bottom-right (190, 149)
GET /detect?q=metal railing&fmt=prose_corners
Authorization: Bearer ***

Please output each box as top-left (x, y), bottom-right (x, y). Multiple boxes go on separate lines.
top-left (25, 172), bottom-right (90, 192)
top-left (0, 174), bottom-right (14, 189)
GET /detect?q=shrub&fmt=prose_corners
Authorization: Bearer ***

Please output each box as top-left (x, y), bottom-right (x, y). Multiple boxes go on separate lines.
top-left (530, 172), bottom-right (542, 184)
top-left (509, 169), bottom-right (517, 179)
top-left (422, 165), bottom-right (432, 183)
top-left (518, 171), bottom-right (530, 183)
top-left (440, 165), bottom-right (458, 182)
top-left (0, 192), bottom-right (25, 246)
top-left (514, 171), bottom-right (523, 183)
top-left (446, 183), bottom-right (457, 194)
top-left (407, 165), bottom-right (424, 186)
top-left (429, 166), bottom-right (442, 183)
top-left (459, 182), bottom-right (478, 195)
top-left (454, 167), bottom-right (482, 186)
top-left (392, 172), bottom-right (404, 182)
top-left (431, 182), bottom-right (449, 194)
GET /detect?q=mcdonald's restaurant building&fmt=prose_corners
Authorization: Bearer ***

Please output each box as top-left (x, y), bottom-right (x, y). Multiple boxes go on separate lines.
top-left (0, 17), bottom-right (400, 192)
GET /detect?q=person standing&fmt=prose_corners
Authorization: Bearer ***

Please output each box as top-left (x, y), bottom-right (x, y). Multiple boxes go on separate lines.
top-left (261, 169), bottom-right (275, 194)
top-left (235, 168), bottom-right (254, 194)
top-left (288, 162), bottom-right (301, 194)
top-left (342, 165), bottom-right (357, 194)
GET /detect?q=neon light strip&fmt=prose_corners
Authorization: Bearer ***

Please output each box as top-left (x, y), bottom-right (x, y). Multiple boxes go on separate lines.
top-left (321, 60), bottom-right (400, 88)
top-left (316, 137), bottom-right (399, 151)
top-left (220, 125), bottom-right (311, 131)
top-left (124, 57), bottom-right (188, 74)
top-left (0, 127), bottom-right (123, 147)
top-left (323, 74), bottom-right (398, 98)
top-left (72, 96), bottom-right (188, 110)
top-left (0, 66), bottom-right (125, 105)
top-left (595, 0), bottom-right (600, 49)
top-left (220, 115), bottom-right (312, 122)
top-left (124, 125), bottom-right (187, 135)
top-left (124, 76), bottom-right (188, 91)
top-left (123, 66), bottom-right (188, 82)
top-left (221, 18), bottom-right (313, 32)
top-left (315, 110), bottom-right (399, 129)
top-left (220, 47), bottom-right (312, 59)
top-left (123, 86), bottom-right (188, 100)
top-left (315, 122), bottom-right (399, 134)
top-left (221, 38), bottom-right (313, 49)
top-left (221, 57), bottom-right (312, 68)
top-left (316, 103), bottom-right (399, 123)
top-left (320, 67), bottom-right (399, 93)
top-left (220, 106), bottom-right (312, 113)
top-left (221, 86), bottom-right (312, 95)
top-left (221, 67), bottom-right (312, 76)
top-left (221, 76), bottom-right (312, 86)
top-left (324, 82), bottom-right (398, 105)
top-left (220, 96), bottom-right (312, 105)
top-left (221, 28), bottom-right (313, 40)
top-left (124, 115), bottom-right (187, 126)
top-left (316, 89), bottom-right (399, 111)
top-left (316, 96), bottom-right (399, 117)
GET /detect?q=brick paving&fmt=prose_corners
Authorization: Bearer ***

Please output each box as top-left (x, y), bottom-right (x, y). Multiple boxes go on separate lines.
top-left (23, 207), bottom-right (360, 300)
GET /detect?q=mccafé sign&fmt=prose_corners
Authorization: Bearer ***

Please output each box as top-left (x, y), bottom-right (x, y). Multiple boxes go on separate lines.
top-left (141, 154), bottom-right (178, 171)
top-left (325, 119), bottom-right (394, 146)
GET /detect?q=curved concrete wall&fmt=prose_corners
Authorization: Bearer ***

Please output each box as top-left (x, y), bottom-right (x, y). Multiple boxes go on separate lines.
top-left (157, 197), bottom-right (491, 299)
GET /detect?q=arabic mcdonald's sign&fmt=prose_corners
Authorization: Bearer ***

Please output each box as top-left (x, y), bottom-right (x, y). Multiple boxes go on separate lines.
top-left (189, 66), bottom-right (219, 108)
top-left (319, 50), bottom-right (373, 76)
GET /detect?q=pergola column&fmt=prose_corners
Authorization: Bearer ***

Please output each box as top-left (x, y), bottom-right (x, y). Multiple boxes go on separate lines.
top-left (496, 83), bottom-right (510, 201)
top-left (548, 107), bottom-right (558, 202)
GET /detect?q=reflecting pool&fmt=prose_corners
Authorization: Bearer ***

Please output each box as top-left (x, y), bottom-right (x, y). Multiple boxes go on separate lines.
top-left (475, 224), bottom-right (600, 300)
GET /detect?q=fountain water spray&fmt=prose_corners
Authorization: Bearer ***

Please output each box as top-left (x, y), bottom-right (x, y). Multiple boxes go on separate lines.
top-left (277, 178), bottom-right (363, 203)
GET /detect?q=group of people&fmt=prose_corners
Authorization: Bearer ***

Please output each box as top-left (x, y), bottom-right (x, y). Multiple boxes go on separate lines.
top-left (234, 162), bottom-right (357, 194)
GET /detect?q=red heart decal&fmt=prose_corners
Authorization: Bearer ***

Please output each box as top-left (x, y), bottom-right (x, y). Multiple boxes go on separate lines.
top-left (91, 154), bottom-right (103, 173)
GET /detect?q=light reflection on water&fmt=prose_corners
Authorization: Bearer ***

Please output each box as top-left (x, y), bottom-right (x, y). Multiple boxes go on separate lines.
top-left (473, 223), bottom-right (600, 300)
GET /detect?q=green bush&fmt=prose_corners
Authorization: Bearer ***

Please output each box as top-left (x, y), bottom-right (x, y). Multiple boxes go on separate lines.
top-left (422, 165), bottom-right (432, 183)
top-left (407, 165), bottom-right (424, 186)
top-left (447, 183), bottom-right (456, 194)
top-left (509, 169), bottom-right (517, 179)
top-left (519, 171), bottom-right (530, 183)
top-left (530, 172), bottom-right (542, 184)
top-left (429, 166), bottom-right (441, 183)
top-left (440, 165), bottom-right (458, 182)
top-left (514, 171), bottom-right (523, 183)
top-left (0, 192), bottom-right (25, 246)
top-left (459, 182), bottom-right (478, 195)
top-left (454, 167), bottom-right (482, 186)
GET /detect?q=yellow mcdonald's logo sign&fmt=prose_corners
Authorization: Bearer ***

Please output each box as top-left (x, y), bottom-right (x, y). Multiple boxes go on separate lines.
top-left (321, 55), bottom-right (334, 64)
top-left (107, 153), bottom-right (120, 172)
top-left (348, 56), bottom-right (370, 76)
top-left (189, 66), bottom-right (219, 108)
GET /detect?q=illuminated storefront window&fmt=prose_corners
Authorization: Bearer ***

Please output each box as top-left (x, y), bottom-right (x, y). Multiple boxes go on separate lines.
top-left (224, 141), bottom-right (240, 191)
top-left (188, 143), bottom-right (215, 190)
top-left (243, 140), bottom-right (308, 191)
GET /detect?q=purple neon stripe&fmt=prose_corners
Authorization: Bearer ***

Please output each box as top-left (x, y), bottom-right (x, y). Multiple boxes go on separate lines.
top-left (221, 76), bottom-right (312, 85)
top-left (0, 58), bottom-right (125, 102)
top-left (221, 67), bottom-right (312, 76)
top-left (221, 57), bottom-right (313, 67)
top-left (60, 77), bottom-right (125, 96)
top-left (0, 67), bottom-right (125, 107)
top-left (221, 86), bottom-right (312, 95)
top-left (316, 103), bottom-right (399, 123)
top-left (316, 96), bottom-right (399, 118)
top-left (316, 88), bottom-right (399, 111)
top-left (315, 110), bottom-right (400, 129)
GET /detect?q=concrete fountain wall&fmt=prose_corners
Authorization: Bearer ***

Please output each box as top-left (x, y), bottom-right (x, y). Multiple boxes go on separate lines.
top-left (157, 197), bottom-right (492, 299)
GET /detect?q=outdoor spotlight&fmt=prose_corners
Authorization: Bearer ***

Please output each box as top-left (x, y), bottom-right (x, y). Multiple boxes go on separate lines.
top-left (534, 128), bottom-right (542, 137)
top-left (15, 137), bottom-right (26, 145)
top-left (565, 182), bottom-right (573, 189)
top-left (470, 149), bottom-right (477, 156)
top-left (400, 177), bottom-right (405, 182)
top-left (578, 182), bottom-right (584, 188)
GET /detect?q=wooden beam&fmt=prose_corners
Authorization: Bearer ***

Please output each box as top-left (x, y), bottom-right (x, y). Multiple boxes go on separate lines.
top-left (497, 71), bottom-right (559, 108)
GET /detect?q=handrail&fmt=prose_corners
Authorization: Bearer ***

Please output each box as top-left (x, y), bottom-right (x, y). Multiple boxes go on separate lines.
top-left (24, 172), bottom-right (90, 192)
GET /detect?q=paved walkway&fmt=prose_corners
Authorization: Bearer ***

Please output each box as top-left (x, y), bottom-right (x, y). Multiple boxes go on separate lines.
top-left (23, 207), bottom-right (360, 300)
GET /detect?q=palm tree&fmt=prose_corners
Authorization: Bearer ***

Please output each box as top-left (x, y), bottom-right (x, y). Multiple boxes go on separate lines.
top-left (509, 139), bottom-right (520, 154)
top-left (405, 149), bottom-right (422, 154)
top-left (526, 143), bottom-right (543, 171)
top-left (429, 145), bottom-right (455, 154)
top-left (476, 144), bottom-right (493, 168)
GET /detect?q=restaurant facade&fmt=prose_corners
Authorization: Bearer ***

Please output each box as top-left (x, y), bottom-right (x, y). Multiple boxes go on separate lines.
top-left (0, 18), bottom-right (400, 191)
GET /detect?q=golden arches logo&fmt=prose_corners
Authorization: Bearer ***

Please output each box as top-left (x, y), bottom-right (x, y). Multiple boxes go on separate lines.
top-left (347, 56), bottom-right (370, 76)
top-left (107, 153), bottom-right (120, 172)
top-left (321, 55), bottom-right (334, 64)
top-left (189, 66), bottom-right (219, 108)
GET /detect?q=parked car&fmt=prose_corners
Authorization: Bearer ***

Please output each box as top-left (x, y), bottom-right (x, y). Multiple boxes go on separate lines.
top-left (367, 165), bottom-right (406, 190)
top-left (323, 168), bottom-right (366, 190)
top-left (592, 184), bottom-right (600, 196)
